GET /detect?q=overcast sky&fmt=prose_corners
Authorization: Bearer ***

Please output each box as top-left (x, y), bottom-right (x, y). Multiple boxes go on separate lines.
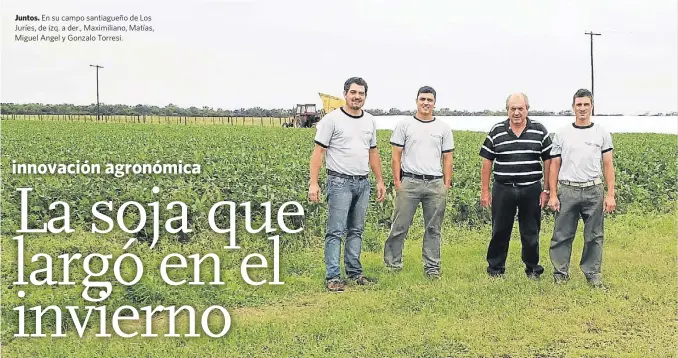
top-left (1, 0), bottom-right (676, 114)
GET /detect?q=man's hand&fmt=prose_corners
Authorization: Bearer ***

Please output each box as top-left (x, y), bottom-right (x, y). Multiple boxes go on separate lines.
top-left (480, 189), bottom-right (491, 208)
top-left (309, 182), bottom-right (320, 203)
top-left (539, 191), bottom-right (549, 209)
top-left (604, 194), bottom-right (616, 213)
top-left (376, 181), bottom-right (386, 202)
top-left (548, 196), bottom-right (560, 212)
top-left (394, 180), bottom-right (402, 192)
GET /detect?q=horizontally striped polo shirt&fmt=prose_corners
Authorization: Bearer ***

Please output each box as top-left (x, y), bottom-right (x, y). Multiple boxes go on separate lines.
top-left (479, 118), bottom-right (553, 185)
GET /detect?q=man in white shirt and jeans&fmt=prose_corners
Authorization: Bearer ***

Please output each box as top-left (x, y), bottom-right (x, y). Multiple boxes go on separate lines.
top-left (548, 88), bottom-right (616, 288)
top-left (384, 86), bottom-right (454, 279)
top-left (309, 77), bottom-right (386, 292)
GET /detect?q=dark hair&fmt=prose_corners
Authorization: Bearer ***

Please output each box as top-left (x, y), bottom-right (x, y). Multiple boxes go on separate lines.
top-left (344, 77), bottom-right (368, 95)
top-left (417, 86), bottom-right (436, 100)
top-left (572, 88), bottom-right (593, 105)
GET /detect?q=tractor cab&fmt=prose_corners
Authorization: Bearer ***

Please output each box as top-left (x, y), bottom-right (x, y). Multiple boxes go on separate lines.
top-left (283, 93), bottom-right (346, 128)
top-left (289, 103), bottom-right (321, 128)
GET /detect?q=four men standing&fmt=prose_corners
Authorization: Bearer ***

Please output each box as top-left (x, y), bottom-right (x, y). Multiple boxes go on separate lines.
top-left (309, 79), bottom-right (615, 291)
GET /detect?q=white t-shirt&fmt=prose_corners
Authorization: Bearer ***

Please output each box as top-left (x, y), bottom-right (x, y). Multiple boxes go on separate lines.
top-left (314, 107), bottom-right (377, 176)
top-left (389, 116), bottom-right (454, 177)
top-left (550, 122), bottom-right (613, 182)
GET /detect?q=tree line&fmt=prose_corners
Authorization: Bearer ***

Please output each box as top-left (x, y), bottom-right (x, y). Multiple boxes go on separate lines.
top-left (1, 103), bottom-right (675, 117)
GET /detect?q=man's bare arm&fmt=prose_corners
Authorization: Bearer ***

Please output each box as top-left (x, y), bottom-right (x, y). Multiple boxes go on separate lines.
top-left (549, 157), bottom-right (561, 199)
top-left (309, 144), bottom-right (326, 185)
top-left (392, 146), bottom-right (403, 187)
top-left (370, 147), bottom-right (386, 202)
top-left (602, 151), bottom-right (616, 212)
top-left (481, 158), bottom-right (492, 192)
top-left (443, 151), bottom-right (453, 188)
top-left (369, 148), bottom-right (384, 182)
top-left (543, 159), bottom-right (551, 191)
top-left (308, 144), bottom-right (326, 203)
top-left (480, 158), bottom-right (493, 207)
top-left (602, 151), bottom-right (615, 198)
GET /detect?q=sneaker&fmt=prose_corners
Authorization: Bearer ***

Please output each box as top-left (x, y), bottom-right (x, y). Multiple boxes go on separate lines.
top-left (326, 278), bottom-right (346, 292)
top-left (488, 271), bottom-right (504, 278)
top-left (487, 267), bottom-right (505, 278)
top-left (385, 265), bottom-right (402, 273)
top-left (350, 274), bottom-right (375, 285)
top-left (426, 272), bottom-right (441, 280)
top-left (587, 275), bottom-right (607, 290)
top-left (553, 274), bottom-right (569, 284)
top-left (526, 272), bottom-right (541, 280)
top-left (525, 265), bottom-right (544, 278)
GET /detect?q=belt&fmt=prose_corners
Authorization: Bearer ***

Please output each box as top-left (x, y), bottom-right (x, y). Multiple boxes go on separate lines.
top-left (327, 169), bottom-right (368, 180)
top-left (559, 178), bottom-right (603, 187)
top-left (402, 171), bottom-right (442, 180)
top-left (496, 181), bottom-right (539, 187)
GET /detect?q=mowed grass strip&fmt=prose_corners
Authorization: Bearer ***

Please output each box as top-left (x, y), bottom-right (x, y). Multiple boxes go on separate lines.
top-left (3, 213), bottom-right (675, 357)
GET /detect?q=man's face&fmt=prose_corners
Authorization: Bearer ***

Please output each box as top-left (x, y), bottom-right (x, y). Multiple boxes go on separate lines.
top-left (344, 84), bottom-right (366, 110)
top-left (572, 97), bottom-right (593, 120)
top-left (506, 96), bottom-right (528, 124)
top-left (416, 93), bottom-right (435, 116)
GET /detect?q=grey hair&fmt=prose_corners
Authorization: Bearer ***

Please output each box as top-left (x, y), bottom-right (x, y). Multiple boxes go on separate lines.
top-left (505, 93), bottom-right (530, 110)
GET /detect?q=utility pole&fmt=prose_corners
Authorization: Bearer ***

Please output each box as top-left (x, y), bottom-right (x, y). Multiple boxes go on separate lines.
top-left (89, 64), bottom-right (103, 121)
top-left (585, 31), bottom-right (601, 115)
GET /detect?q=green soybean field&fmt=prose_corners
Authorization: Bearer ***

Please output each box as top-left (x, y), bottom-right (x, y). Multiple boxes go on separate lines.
top-left (1, 120), bottom-right (676, 357)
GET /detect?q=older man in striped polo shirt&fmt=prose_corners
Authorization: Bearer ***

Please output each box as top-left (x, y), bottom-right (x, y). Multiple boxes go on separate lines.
top-left (479, 93), bottom-right (553, 279)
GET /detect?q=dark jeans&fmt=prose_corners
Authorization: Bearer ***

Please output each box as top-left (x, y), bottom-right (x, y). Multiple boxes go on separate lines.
top-left (549, 183), bottom-right (604, 280)
top-left (487, 181), bottom-right (544, 276)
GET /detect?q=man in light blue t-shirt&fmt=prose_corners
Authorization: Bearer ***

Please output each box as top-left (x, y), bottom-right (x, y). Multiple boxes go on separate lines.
top-left (309, 77), bottom-right (386, 292)
top-left (548, 88), bottom-right (616, 288)
top-left (384, 86), bottom-right (454, 278)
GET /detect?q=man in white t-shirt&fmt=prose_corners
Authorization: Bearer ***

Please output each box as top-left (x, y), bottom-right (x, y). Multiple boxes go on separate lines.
top-left (309, 77), bottom-right (386, 292)
top-left (384, 86), bottom-right (454, 279)
top-left (548, 88), bottom-right (616, 288)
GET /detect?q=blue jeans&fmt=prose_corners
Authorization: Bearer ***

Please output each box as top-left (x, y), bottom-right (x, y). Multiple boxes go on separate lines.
top-left (324, 174), bottom-right (370, 281)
